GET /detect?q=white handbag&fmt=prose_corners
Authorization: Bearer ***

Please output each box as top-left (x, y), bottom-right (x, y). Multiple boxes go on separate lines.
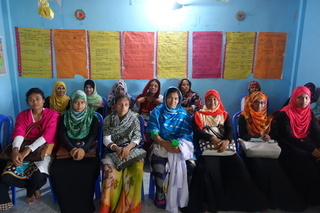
top-left (238, 138), bottom-right (281, 159)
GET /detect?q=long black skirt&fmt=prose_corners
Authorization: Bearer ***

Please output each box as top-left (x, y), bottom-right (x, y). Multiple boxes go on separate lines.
top-left (279, 152), bottom-right (320, 207)
top-left (50, 157), bottom-right (100, 213)
top-left (188, 154), bottom-right (269, 213)
top-left (245, 157), bottom-right (307, 211)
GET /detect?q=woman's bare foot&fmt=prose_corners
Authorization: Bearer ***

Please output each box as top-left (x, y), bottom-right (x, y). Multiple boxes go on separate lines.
top-left (34, 190), bottom-right (41, 200)
top-left (26, 196), bottom-right (35, 204)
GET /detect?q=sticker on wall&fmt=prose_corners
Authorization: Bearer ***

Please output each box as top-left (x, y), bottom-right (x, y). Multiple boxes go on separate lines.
top-left (75, 9), bottom-right (86, 21)
top-left (236, 11), bottom-right (246, 21)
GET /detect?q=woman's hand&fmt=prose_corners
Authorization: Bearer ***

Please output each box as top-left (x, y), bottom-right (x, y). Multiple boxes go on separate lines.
top-left (210, 136), bottom-right (221, 148)
top-left (217, 140), bottom-right (230, 152)
top-left (311, 148), bottom-right (320, 159)
top-left (120, 146), bottom-right (131, 160)
top-left (162, 140), bottom-right (180, 154)
top-left (74, 148), bottom-right (85, 161)
top-left (260, 134), bottom-right (271, 142)
top-left (12, 147), bottom-right (23, 166)
top-left (20, 147), bottom-right (32, 160)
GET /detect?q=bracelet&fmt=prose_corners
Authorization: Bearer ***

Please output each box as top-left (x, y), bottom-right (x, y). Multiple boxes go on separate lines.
top-left (110, 143), bottom-right (116, 151)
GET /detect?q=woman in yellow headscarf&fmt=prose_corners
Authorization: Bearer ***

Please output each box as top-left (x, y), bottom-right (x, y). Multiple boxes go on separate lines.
top-left (44, 81), bottom-right (70, 114)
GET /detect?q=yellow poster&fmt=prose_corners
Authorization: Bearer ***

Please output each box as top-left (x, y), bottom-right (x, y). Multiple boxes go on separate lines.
top-left (224, 32), bottom-right (256, 79)
top-left (157, 31), bottom-right (188, 79)
top-left (88, 31), bottom-right (121, 79)
top-left (17, 27), bottom-right (52, 78)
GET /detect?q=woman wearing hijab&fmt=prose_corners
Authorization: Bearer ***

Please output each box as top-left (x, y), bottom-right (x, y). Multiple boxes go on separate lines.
top-left (100, 94), bottom-right (143, 213)
top-left (0, 88), bottom-right (59, 210)
top-left (44, 81), bottom-right (70, 114)
top-left (178, 78), bottom-right (202, 115)
top-left (50, 90), bottom-right (100, 213)
top-left (239, 91), bottom-right (306, 211)
top-left (146, 87), bottom-right (195, 213)
top-left (84, 79), bottom-right (104, 115)
top-left (133, 79), bottom-right (163, 124)
top-left (188, 89), bottom-right (268, 213)
top-left (107, 79), bottom-right (133, 115)
top-left (241, 81), bottom-right (261, 111)
top-left (275, 86), bottom-right (320, 209)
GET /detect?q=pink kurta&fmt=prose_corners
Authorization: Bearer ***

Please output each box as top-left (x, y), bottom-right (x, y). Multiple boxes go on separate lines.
top-left (12, 108), bottom-right (59, 144)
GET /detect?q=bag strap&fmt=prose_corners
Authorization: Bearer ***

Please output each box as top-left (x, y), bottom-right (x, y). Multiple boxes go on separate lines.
top-left (25, 122), bottom-right (43, 139)
top-left (204, 125), bottom-right (223, 139)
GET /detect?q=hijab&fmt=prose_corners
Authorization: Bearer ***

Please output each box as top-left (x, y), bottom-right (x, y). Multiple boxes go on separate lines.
top-left (241, 91), bottom-right (272, 136)
top-left (107, 79), bottom-right (131, 107)
top-left (84, 80), bottom-right (104, 111)
top-left (280, 86), bottom-right (312, 138)
top-left (49, 81), bottom-right (70, 114)
top-left (64, 90), bottom-right (97, 139)
top-left (139, 79), bottom-right (161, 99)
top-left (248, 81), bottom-right (261, 94)
top-left (194, 89), bottom-right (228, 129)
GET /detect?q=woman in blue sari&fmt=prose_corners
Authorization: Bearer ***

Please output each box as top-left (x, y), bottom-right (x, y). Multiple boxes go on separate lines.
top-left (147, 87), bottom-right (195, 213)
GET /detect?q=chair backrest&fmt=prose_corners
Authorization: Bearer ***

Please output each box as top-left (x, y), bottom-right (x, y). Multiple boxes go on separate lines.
top-left (137, 114), bottom-right (145, 149)
top-left (101, 96), bottom-right (108, 118)
top-left (0, 114), bottom-right (13, 150)
top-left (232, 111), bottom-right (242, 152)
top-left (95, 112), bottom-right (104, 159)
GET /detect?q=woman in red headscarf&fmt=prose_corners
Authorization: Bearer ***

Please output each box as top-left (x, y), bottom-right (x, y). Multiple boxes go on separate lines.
top-left (133, 79), bottom-right (163, 124)
top-left (275, 86), bottom-right (320, 209)
top-left (188, 89), bottom-right (269, 213)
top-left (239, 91), bottom-right (306, 211)
top-left (241, 81), bottom-right (261, 111)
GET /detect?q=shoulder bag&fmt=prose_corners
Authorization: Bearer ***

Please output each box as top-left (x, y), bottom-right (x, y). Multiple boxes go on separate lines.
top-left (109, 148), bottom-right (147, 171)
top-left (238, 138), bottom-right (281, 159)
top-left (55, 140), bottom-right (97, 159)
top-left (199, 125), bottom-right (236, 156)
top-left (0, 123), bottom-right (50, 161)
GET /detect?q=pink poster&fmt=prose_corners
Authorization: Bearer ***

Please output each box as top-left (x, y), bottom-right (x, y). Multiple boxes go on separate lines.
top-left (192, 31), bottom-right (222, 78)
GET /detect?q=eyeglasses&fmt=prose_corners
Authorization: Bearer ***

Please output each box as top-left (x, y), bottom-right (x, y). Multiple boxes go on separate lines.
top-left (253, 101), bottom-right (266, 105)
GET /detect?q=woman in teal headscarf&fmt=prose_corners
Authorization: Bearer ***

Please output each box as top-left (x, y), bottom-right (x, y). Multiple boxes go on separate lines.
top-left (50, 90), bottom-right (100, 213)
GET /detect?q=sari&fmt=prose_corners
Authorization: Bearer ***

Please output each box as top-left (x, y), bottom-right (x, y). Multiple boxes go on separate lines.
top-left (100, 109), bottom-right (142, 213)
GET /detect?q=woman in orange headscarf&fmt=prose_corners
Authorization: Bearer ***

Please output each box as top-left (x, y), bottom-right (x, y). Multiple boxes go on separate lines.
top-left (239, 91), bottom-right (306, 211)
top-left (275, 86), bottom-right (320, 210)
top-left (188, 89), bottom-right (268, 213)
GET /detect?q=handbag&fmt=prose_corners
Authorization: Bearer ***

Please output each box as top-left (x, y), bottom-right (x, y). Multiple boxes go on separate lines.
top-left (55, 140), bottom-right (97, 159)
top-left (109, 148), bottom-right (147, 171)
top-left (199, 125), bottom-right (236, 156)
top-left (0, 123), bottom-right (50, 161)
top-left (238, 138), bottom-right (281, 159)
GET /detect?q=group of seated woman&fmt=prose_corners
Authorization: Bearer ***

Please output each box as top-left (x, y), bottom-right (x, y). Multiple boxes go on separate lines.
top-left (1, 80), bottom-right (320, 213)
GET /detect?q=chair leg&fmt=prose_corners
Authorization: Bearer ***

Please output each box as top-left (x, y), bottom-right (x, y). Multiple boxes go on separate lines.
top-left (141, 180), bottom-right (144, 201)
top-left (11, 186), bottom-right (16, 206)
top-left (49, 177), bottom-right (57, 204)
top-left (94, 175), bottom-right (101, 200)
top-left (148, 173), bottom-right (155, 199)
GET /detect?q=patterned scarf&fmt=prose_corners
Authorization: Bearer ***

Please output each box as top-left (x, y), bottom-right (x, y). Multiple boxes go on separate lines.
top-left (64, 90), bottom-right (96, 139)
top-left (49, 81), bottom-right (70, 114)
top-left (241, 91), bottom-right (273, 136)
top-left (84, 79), bottom-right (104, 111)
top-left (107, 79), bottom-right (131, 109)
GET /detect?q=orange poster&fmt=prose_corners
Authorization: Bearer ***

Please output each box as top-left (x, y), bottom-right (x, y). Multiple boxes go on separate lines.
top-left (123, 31), bottom-right (154, 79)
top-left (53, 29), bottom-right (88, 78)
top-left (254, 32), bottom-right (288, 79)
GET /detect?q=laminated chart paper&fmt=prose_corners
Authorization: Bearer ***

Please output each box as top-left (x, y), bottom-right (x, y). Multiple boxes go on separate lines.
top-left (88, 31), bottom-right (121, 79)
top-left (16, 27), bottom-right (52, 78)
top-left (157, 31), bottom-right (188, 79)
top-left (0, 37), bottom-right (6, 76)
top-left (254, 32), bottom-right (287, 79)
top-left (192, 31), bottom-right (223, 78)
top-left (223, 32), bottom-right (256, 79)
top-left (123, 31), bottom-right (154, 79)
top-left (53, 29), bottom-right (88, 78)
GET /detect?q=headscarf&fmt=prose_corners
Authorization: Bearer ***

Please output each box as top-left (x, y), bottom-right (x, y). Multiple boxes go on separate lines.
top-left (64, 90), bottom-right (97, 139)
top-left (280, 86), bottom-right (312, 138)
top-left (178, 78), bottom-right (192, 93)
top-left (84, 80), bottom-right (104, 111)
top-left (241, 91), bottom-right (273, 136)
top-left (135, 79), bottom-right (161, 113)
top-left (107, 79), bottom-right (131, 107)
top-left (49, 81), bottom-right (70, 114)
top-left (304, 82), bottom-right (316, 97)
top-left (194, 89), bottom-right (228, 130)
top-left (146, 87), bottom-right (193, 142)
top-left (248, 81), bottom-right (261, 94)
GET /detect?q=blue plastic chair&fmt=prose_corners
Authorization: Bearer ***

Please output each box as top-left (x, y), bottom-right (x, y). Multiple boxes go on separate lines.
top-left (0, 114), bottom-right (15, 206)
top-left (232, 111), bottom-right (242, 152)
top-left (94, 112), bottom-right (104, 200)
